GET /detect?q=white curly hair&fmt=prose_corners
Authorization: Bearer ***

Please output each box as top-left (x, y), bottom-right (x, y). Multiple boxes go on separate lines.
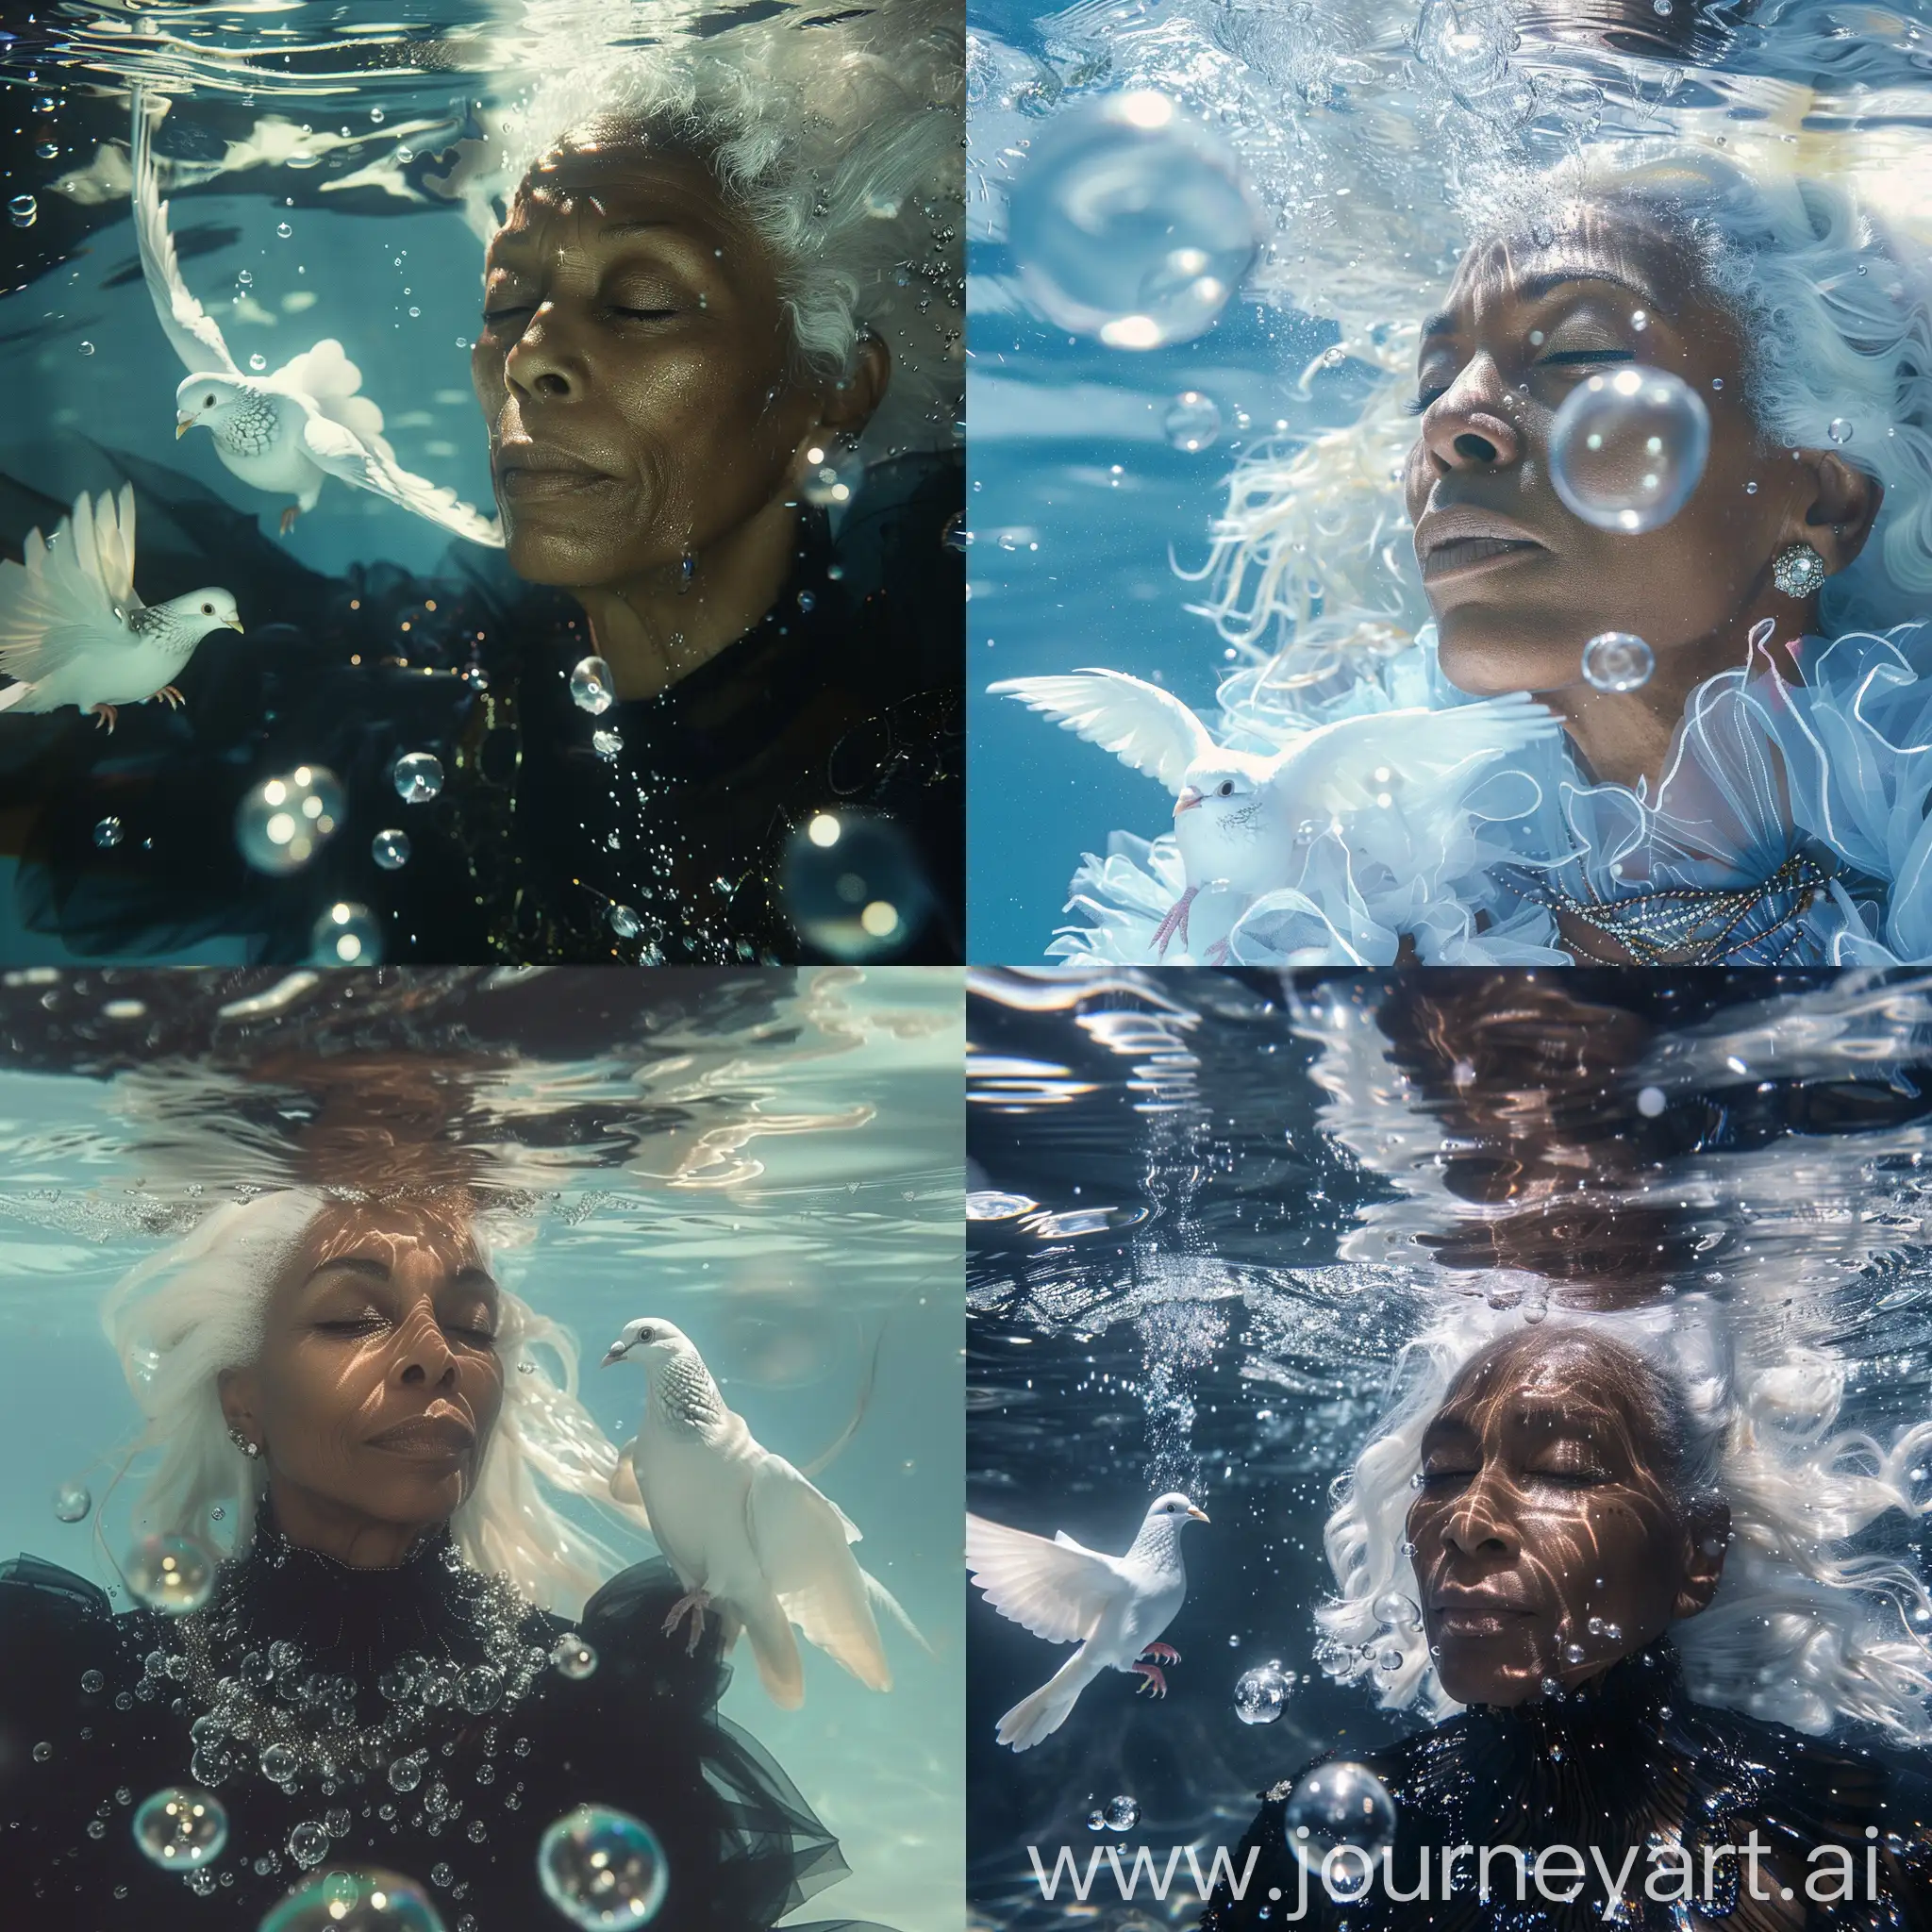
top-left (1317, 1292), bottom-right (1932, 1744)
top-left (91, 1189), bottom-right (648, 1617)
top-left (1201, 141), bottom-right (1932, 693)
top-left (496, 0), bottom-right (963, 458)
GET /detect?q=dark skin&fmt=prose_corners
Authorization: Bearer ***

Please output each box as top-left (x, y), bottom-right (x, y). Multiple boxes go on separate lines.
top-left (1408, 1328), bottom-right (1728, 1709)
top-left (472, 127), bottom-right (889, 702)
top-left (218, 1200), bottom-right (505, 1569)
top-left (1405, 205), bottom-right (1883, 803)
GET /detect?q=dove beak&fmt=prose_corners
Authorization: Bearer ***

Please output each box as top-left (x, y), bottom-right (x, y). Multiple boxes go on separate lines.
top-left (600, 1342), bottom-right (628, 1366)
top-left (222, 617), bottom-right (244, 631)
top-left (1174, 789), bottom-right (1203, 815)
top-left (1187, 1506), bottom-right (1210, 1523)
top-left (175, 416), bottom-right (195, 439)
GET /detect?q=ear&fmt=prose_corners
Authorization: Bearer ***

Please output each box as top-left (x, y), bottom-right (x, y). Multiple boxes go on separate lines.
top-left (1782, 450), bottom-right (1884, 577)
top-left (1671, 1494), bottom-right (1730, 1621)
top-left (217, 1364), bottom-right (258, 1435)
top-left (813, 331), bottom-right (891, 443)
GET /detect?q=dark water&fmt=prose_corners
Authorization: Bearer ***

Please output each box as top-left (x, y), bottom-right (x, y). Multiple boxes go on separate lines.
top-left (966, 967), bottom-right (1932, 1928)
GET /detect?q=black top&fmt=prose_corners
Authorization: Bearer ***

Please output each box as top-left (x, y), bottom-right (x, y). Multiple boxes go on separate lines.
top-left (1198, 1641), bottom-right (1932, 1930)
top-left (0, 450), bottom-right (962, 965)
top-left (0, 1495), bottom-right (892, 1930)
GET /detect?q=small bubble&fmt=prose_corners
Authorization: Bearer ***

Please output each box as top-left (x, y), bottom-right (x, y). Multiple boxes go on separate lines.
top-left (249, 353), bottom-right (266, 372)
top-left (276, 222), bottom-right (292, 239)
top-left (1828, 417), bottom-right (1853, 445)
top-left (9, 193), bottom-right (37, 227)
top-left (78, 340), bottom-right (94, 356)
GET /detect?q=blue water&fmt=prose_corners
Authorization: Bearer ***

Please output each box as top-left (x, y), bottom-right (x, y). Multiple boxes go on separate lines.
top-left (0, 965), bottom-right (965, 1930)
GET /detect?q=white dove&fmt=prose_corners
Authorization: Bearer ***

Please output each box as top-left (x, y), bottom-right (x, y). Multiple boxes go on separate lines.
top-left (601, 1316), bottom-right (924, 1709)
top-left (0, 484), bottom-right (242, 730)
top-left (966, 1491), bottom-right (1207, 1752)
top-left (132, 91), bottom-right (502, 548)
top-left (990, 669), bottom-right (1560, 956)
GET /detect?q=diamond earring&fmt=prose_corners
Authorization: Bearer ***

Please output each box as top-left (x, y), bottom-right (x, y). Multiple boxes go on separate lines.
top-left (229, 1427), bottom-right (261, 1459)
top-left (1773, 542), bottom-right (1828, 598)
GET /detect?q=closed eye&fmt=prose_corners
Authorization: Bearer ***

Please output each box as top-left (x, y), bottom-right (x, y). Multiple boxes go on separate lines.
top-left (1539, 348), bottom-right (1635, 365)
top-left (609, 306), bottom-right (676, 321)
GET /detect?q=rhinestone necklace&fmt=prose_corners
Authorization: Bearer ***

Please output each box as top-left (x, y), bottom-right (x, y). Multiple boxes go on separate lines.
top-left (158, 1538), bottom-right (553, 1802)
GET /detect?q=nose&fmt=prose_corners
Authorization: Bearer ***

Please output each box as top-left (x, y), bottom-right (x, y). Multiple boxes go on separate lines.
top-left (1437, 1467), bottom-right (1520, 1561)
top-left (393, 1307), bottom-right (459, 1389)
top-left (503, 304), bottom-right (585, 403)
top-left (1417, 353), bottom-right (1523, 474)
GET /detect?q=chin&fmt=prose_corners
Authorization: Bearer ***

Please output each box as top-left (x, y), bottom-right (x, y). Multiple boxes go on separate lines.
top-left (1433, 609), bottom-right (1600, 700)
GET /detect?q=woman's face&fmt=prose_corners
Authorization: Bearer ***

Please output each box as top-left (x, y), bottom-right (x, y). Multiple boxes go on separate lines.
top-left (221, 1202), bottom-right (505, 1541)
top-left (472, 139), bottom-right (827, 589)
top-left (1402, 203), bottom-right (1862, 697)
top-left (1406, 1329), bottom-right (1726, 1707)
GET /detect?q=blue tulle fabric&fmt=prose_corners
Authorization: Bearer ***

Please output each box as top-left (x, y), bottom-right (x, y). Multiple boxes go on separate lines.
top-left (1041, 623), bottom-right (1932, 967)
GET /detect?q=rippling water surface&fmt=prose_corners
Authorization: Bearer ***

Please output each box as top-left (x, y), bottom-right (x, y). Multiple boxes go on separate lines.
top-left (0, 964), bottom-right (964, 1931)
top-left (967, 966), bottom-right (1932, 1928)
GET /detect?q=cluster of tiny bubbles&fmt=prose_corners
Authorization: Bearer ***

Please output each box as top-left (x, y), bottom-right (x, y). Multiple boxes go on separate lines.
top-left (1234, 1660), bottom-right (1297, 1725)
top-left (311, 901), bottom-right (383, 966)
top-left (1005, 91), bottom-right (1262, 349)
top-left (125, 1532), bottom-right (218, 1614)
top-left (1549, 366), bottom-right (1709, 533)
top-left (550, 1633), bottom-right (599, 1681)
top-left (537, 1805), bottom-right (670, 1927)
top-left (391, 751), bottom-right (444, 805)
top-left (799, 441), bottom-right (864, 508)
top-left (1581, 630), bottom-right (1655, 693)
top-left (132, 1786), bottom-right (228, 1870)
top-left (93, 814), bottom-right (123, 849)
top-left (1085, 1795), bottom-right (1141, 1832)
top-left (1413, 0), bottom-right (1516, 89)
top-left (1586, 1616), bottom-right (1624, 1641)
top-left (591, 726), bottom-right (624, 760)
top-left (1164, 391), bottom-right (1221, 452)
top-left (371, 828), bottom-right (411, 871)
top-left (237, 765), bottom-right (344, 874)
top-left (1282, 1763), bottom-right (1397, 1879)
top-left (52, 1480), bottom-right (92, 1522)
top-left (780, 810), bottom-right (924, 959)
top-left (570, 656), bottom-right (615, 716)
top-left (9, 193), bottom-right (36, 227)
top-left (964, 1190), bottom-right (1039, 1220)
top-left (259, 1866), bottom-right (447, 1931)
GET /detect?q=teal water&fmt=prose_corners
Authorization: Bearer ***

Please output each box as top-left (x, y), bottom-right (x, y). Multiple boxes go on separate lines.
top-left (0, 964), bottom-right (965, 1930)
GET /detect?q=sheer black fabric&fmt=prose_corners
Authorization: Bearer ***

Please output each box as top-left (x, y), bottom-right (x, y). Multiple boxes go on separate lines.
top-left (0, 449), bottom-right (961, 964)
top-left (1199, 1641), bottom-right (1932, 1930)
top-left (0, 1494), bottom-right (893, 1929)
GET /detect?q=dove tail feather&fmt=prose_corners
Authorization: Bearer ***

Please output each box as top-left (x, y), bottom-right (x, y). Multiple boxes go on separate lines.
top-left (739, 1590), bottom-right (806, 1710)
top-left (0, 682), bottom-right (27, 714)
top-left (996, 1648), bottom-right (1098, 1752)
top-left (863, 1568), bottom-right (935, 1660)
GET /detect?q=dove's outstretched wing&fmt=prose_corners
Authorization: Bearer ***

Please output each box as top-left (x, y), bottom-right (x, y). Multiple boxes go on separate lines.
top-left (131, 90), bottom-right (240, 380)
top-left (746, 1453), bottom-right (891, 1692)
top-left (989, 669), bottom-right (1218, 795)
top-left (966, 1513), bottom-right (1125, 1645)
top-left (1304, 694), bottom-right (1563, 815)
top-left (272, 339), bottom-right (386, 446)
top-left (0, 491), bottom-right (141, 702)
top-left (299, 407), bottom-right (506, 548)
top-left (88, 485), bottom-right (139, 616)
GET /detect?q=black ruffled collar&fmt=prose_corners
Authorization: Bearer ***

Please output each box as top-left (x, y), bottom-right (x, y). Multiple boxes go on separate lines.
top-left (207, 1491), bottom-right (488, 1679)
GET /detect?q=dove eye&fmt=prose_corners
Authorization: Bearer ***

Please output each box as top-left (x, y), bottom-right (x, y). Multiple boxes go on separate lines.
top-left (204, 393), bottom-right (215, 406)
top-left (1216, 780), bottom-right (1234, 797)
top-left (201, 603), bottom-right (213, 614)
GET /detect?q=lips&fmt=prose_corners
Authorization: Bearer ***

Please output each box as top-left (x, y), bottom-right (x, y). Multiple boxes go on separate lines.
top-left (1432, 1589), bottom-right (1535, 1637)
top-left (1415, 505), bottom-right (1550, 582)
top-left (368, 1411), bottom-right (475, 1456)
top-left (492, 441), bottom-right (616, 498)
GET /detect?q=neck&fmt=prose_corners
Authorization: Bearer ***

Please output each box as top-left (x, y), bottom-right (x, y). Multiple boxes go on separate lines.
top-left (1546, 590), bottom-right (1811, 795)
top-left (263, 1479), bottom-right (439, 1570)
top-left (573, 493), bottom-right (801, 702)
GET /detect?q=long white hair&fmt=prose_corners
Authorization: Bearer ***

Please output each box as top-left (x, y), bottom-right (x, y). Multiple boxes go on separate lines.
top-left (1200, 142), bottom-right (1932, 691)
top-left (1318, 1293), bottom-right (1932, 1744)
top-left (499, 0), bottom-right (963, 459)
top-left (93, 1190), bottom-right (649, 1617)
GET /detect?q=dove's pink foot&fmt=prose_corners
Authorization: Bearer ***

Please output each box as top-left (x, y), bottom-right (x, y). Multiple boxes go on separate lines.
top-left (89, 704), bottom-right (118, 734)
top-left (279, 505), bottom-right (300, 536)
top-left (1139, 1642), bottom-right (1182, 1665)
top-left (153, 685), bottom-right (185, 709)
top-left (1204, 940), bottom-right (1230, 965)
top-left (1131, 1663), bottom-right (1169, 1697)
top-left (1150, 885), bottom-right (1199, 958)
top-left (663, 1588), bottom-right (713, 1657)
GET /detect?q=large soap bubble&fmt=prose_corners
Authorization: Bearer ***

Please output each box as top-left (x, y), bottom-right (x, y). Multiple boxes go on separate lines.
top-left (538, 1805), bottom-right (669, 1927)
top-left (1549, 366), bottom-right (1709, 533)
top-left (258, 1867), bottom-right (447, 1930)
top-left (132, 1786), bottom-right (227, 1870)
top-left (1234, 1659), bottom-right (1296, 1724)
top-left (1581, 631), bottom-right (1655, 693)
top-left (125, 1533), bottom-right (217, 1614)
top-left (780, 811), bottom-right (927, 960)
top-left (236, 766), bottom-right (343, 874)
top-left (1283, 1762), bottom-right (1397, 1882)
top-left (1007, 91), bottom-right (1262, 349)
top-left (53, 1480), bottom-right (92, 1523)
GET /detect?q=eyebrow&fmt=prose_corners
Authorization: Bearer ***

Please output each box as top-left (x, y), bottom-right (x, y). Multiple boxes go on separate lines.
top-left (1421, 267), bottom-right (1666, 343)
top-left (305, 1257), bottom-right (498, 1294)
